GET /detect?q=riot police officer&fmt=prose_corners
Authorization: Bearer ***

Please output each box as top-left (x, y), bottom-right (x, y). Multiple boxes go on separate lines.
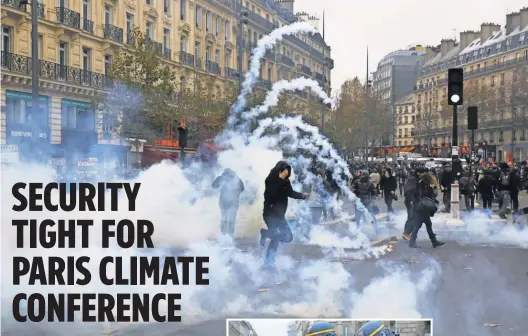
top-left (356, 321), bottom-right (399, 336)
top-left (306, 321), bottom-right (336, 336)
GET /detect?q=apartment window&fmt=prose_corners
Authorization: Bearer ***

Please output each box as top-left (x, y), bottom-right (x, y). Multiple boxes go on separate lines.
top-left (163, 28), bottom-right (170, 50)
top-left (519, 33), bottom-right (525, 43)
top-left (206, 11), bottom-right (212, 32)
top-left (253, 31), bottom-right (257, 42)
top-left (267, 66), bottom-right (271, 81)
top-left (180, 0), bottom-right (186, 20)
top-left (490, 76), bottom-right (495, 87)
top-left (194, 41), bottom-right (201, 58)
top-left (215, 16), bottom-right (220, 36)
top-left (1, 26), bottom-right (12, 53)
top-left (205, 45), bottom-right (211, 61)
top-left (195, 5), bottom-right (201, 28)
top-left (38, 34), bottom-right (43, 57)
top-left (225, 20), bottom-right (230, 40)
top-left (145, 21), bottom-right (153, 39)
top-left (163, 0), bottom-right (169, 13)
top-left (57, 0), bottom-right (67, 7)
top-left (224, 50), bottom-right (230, 69)
top-left (104, 4), bottom-right (112, 25)
top-left (146, 0), bottom-right (151, 6)
top-left (251, 5), bottom-right (255, 12)
top-left (58, 41), bottom-right (68, 81)
top-left (257, 8), bottom-right (261, 15)
top-left (82, 0), bottom-right (90, 20)
top-left (104, 54), bottom-right (111, 75)
top-left (500, 73), bottom-right (505, 86)
top-left (513, 69), bottom-right (518, 82)
top-left (214, 49), bottom-right (220, 64)
top-left (180, 35), bottom-right (186, 52)
top-left (180, 76), bottom-right (186, 91)
top-left (266, 14), bottom-right (269, 21)
top-left (82, 47), bottom-right (91, 71)
top-left (126, 13), bottom-right (134, 35)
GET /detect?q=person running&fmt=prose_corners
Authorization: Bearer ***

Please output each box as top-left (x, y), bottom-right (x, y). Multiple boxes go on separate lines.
top-left (260, 161), bottom-right (308, 268)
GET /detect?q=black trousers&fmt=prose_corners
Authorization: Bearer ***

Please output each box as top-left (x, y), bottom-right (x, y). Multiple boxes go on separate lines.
top-left (442, 189), bottom-right (451, 211)
top-left (410, 210), bottom-right (436, 243)
top-left (403, 200), bottom-right (415, 235)
top-left (263, 215), bottom-right (293, 266)
top-left (481, 193), bottom-right (493, 209)
top-left (511, 192), bottom-right (519, 212)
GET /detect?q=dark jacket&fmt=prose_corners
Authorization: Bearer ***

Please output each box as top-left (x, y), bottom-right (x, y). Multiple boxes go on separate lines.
top-left (477, 173), bottom-right (495, 195)
top-left (418, 173), bottom-right (435, 199)
top-left (353, 176), bottom-right (377, 202)
top-left (380, 168), bottom-right (397, 194)
top-left (263, 161), bottom-right (304, 218)
top-left (497, 168), bottom-right (513, 192)
top-left (212, 169), bottom-right (245, 207)
top-left (440, 170), bottom-right (453, 189)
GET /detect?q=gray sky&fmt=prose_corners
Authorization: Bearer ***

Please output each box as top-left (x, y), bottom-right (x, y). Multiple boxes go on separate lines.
top-left (295, 0), bottom-right (527, 90)
top-left (247, 318), bottom-right (291, 336)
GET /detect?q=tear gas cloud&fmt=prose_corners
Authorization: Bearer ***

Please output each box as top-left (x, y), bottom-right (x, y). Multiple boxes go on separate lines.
top-left (1, 21), bottom-right (445, 333)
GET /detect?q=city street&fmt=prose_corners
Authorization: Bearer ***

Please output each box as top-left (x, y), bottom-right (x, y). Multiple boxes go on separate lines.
top-left (104, 242), bottom-right (528, 336)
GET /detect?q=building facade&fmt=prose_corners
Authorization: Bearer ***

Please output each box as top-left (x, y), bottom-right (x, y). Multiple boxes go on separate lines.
top-left (395, 93), bottom-right (415, 147)
top-left (413, 7), bottom-right (528, 161)
top-left (0, 0), bottom-right (333, 170)
top-left (372, 46), bottom-right (425, 146)
top-left (228, 320), bottom-right (259, 336)
top-left (294, 320), bottom-right (430, 336)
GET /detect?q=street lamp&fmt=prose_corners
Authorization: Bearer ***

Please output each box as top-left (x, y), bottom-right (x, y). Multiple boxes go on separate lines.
top-left (236, 7), bottom-right (249, 91)
top-left (20, 0), bottom-right (40, 128)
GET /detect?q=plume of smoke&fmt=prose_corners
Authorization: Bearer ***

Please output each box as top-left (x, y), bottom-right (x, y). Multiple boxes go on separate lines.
top-left (228, 21), bottom-right (316, 126)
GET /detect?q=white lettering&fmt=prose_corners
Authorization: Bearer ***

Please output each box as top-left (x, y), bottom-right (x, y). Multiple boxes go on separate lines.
top-left (39, 132), bottom-right (47, 138)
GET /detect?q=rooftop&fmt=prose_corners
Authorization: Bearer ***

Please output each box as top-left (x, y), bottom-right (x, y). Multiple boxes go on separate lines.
top-left (396, 93), bottom-right (414, 105)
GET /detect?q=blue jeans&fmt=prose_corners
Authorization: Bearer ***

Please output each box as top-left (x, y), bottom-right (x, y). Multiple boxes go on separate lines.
top-left (263, 215), bottom-right (293, 267)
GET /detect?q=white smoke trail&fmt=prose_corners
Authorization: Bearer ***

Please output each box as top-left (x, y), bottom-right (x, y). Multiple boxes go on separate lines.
top-left (235, 77), bottom-right (334, 133)
top-left (228, 21), bottom-right (316, 126)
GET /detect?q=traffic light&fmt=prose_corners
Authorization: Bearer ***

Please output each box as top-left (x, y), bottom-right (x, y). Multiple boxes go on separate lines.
top-left (177, 121), bottom-right (187, 148)
top-left (447, 68), bottom-right (464, 106)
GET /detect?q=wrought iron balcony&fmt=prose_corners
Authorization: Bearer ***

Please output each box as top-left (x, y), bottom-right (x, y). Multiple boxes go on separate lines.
top-left (205, 60), bottom-right (221, 75)
top-left (82, 19), bottom-right (94, 33)
top-left (56, 7), bottom-right (80, 29)
top-left (195, 57), bottom-right (202, 70)
top-left (163, 48), bottom-right (172, 59)
top-left (257, 78), bottom-right (271, 88)
top-left (1, 0), bottom-right (26, 11)
top-left (315, 72), bottom-right (324, 81)
top-left (224, 67), bottom-right (238, 80)
top-left (1, 51), bottom-right (106, 89)
top-left (146, 39), bottom-right (163, 55)
top-left (37, 3), bottom-right (45, 18)
top-left (179, 51), bottom-right (195, 67)
top-left (264, 49), bottom-right (275, 61)
top-left (277, 54), bottom-right (294, 67)
top-left (246, 11), bottom-right (275, 31)
top-left (103, 24), bottom-right (123, 43)
top-left (297, 64), bottom-right (312, 76)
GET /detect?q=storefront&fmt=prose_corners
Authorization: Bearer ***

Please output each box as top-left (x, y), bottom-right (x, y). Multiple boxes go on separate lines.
top-left (4, 90), bottom-right (50, 161)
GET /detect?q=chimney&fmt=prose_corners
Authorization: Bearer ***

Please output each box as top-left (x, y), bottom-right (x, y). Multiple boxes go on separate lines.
top-left (275, 0), bottom-right (295, 13)
top-left (459, 30), bottom-right (480, 51)
top-left (480, 22), bottom-right (501, 43)
top-left (424, 46), bottom-right (439, 61)
top-left (506, 12), bottom-right (521, 35)
top-left (440, 39), bottom-right (455, 56)
top-left (521, 7), bottom-right (528, 30)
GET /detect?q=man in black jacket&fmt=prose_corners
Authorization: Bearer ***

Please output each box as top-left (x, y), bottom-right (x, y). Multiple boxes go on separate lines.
top-left (402, 167), bottom-right (427, 240)
top-left (260, 161), bottom-right (308, 268)
top-left (212, 168), bottom-right (245, 237)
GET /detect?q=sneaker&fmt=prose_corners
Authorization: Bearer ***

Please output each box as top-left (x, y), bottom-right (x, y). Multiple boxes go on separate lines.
top-left (432, 240), bottom-right (445, 248)
top-left (402, 232), bottom-right (411, 241)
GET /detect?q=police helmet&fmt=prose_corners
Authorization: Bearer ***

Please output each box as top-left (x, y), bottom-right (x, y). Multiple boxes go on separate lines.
top-left (356, 321), bottom-right (396, 336)
top-left (306, 321), bottom-right (336, 336)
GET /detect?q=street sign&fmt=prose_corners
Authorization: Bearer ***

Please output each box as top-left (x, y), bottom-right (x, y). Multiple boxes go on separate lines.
top-left (452, 146), bottom-right (459, 156)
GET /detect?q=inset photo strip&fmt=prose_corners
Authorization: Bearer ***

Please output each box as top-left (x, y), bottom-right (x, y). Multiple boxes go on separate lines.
top-left (227, 319), bottom-right (432, 336)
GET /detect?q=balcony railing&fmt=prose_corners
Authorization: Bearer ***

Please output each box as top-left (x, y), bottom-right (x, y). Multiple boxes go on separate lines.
top-left (246, 11), bottom-right (276, 31)
top-left (195, 57), bottom-right (202, 70)
top-left (56, 7), bottom-right (80, 29)
top-left (224, 67), bottom-right (238, 80)
top-left (277, 54), bottom-right (294, 68)
top-left (1, 0), bottom-right (26, 11)
top-left (257, 78), bottom-right (271, 88)
top-left (103, 24), bottom-right (123, 43)
top-left (37, 3), bottom-right (45, 18)
top-left (1, 51), bottom-right (106, 89)
top-left (205, 60), bottom-right (221, 75)
top-left (146, 39), bottom-right (163, 55)
top-left (163, 48), bottom-right (171, 59)
top-left (179, 51), bottom-right (194, 67)
top-left (264, 49), bottom-right (275, 61)
top-left (297, 64), bottom-right (312, 76)
top-left (82, 19), bottom-right (94, 33)
top-left (315, 72), bottom-right (324, 81)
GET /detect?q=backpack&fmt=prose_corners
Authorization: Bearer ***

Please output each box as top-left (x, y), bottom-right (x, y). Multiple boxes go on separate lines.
top-left (500, 172), bottom-right (510, 187)
top-left (403, 178), bottom-right (416, 197)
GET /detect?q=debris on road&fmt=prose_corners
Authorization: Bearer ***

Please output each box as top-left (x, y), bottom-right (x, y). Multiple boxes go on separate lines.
top-left (484, 323), bottom-right (502, 327)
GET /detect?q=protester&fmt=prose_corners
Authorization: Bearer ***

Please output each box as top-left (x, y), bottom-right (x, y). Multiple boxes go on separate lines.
top-left (212, 168), bottom-right (245, 236)
top-left (353, 170), bottom-right (378, 228)
top-left (477, 169), bottom-right (495, 209)
top-left (459, 170), bottom-right (477, 210)
top-left (380, 167), bottom-right (397, 218)
top-left (409, 172), bottom-right (445, 248)
top-left (260, 161), bottom-right (308, 268)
